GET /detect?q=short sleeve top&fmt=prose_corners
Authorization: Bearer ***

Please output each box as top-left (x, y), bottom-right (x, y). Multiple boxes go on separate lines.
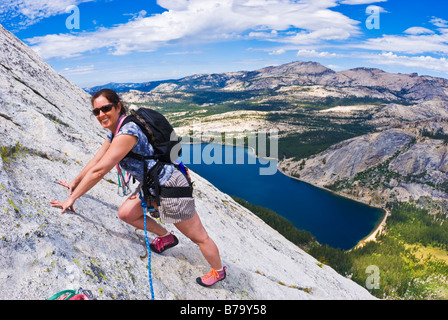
top-left (107, 118), bottom-right (174, 185)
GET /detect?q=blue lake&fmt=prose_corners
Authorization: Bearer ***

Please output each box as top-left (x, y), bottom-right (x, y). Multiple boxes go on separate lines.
top-left (180, 143), bottom-right (385, 250)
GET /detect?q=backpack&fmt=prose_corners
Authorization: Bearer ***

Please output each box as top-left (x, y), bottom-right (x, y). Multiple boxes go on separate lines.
top-left (115, 108), bottom-right (193, 207)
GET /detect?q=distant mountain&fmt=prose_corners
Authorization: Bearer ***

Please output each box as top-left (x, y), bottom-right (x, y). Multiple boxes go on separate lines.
top-left (84, 79), bottom-right (174, 94)
top-left (86, 61), bottom-right (448, 102)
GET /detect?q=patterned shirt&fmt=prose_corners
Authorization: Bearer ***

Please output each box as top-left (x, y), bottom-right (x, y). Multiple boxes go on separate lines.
top-left (107, 118), bottom-right (174, 185)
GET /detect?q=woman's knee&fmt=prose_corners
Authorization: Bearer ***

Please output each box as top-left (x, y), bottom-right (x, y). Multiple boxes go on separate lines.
top-left (191, 231), bottom-right (211, 246)
top-left (175, 213), bottom-right (209, 244)
top-left (118, 196), bottom-right (142, 223)
top-left (118, 205), bottom-right (131, 223)
top-left (185, 226), bottom-right (212, 246)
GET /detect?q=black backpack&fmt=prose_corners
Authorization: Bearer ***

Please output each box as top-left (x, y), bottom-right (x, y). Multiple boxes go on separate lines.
top-left (115, 108), bottom-right (193, 207)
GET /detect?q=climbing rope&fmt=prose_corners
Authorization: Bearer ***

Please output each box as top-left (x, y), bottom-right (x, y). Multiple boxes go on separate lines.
top-left (140, 192), bottom-right (155, 300)
top-left (117, 165), bottom-right (155, 300)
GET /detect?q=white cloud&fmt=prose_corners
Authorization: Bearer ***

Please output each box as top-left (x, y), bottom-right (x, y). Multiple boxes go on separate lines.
top-left (368, 52), bottom-right (448, 74)
top-left (0, 0), bottom-right (92, 30)
top-left (339, 0), bottom-right (387, 4)
top-left (357, 16), bottom-right (448, 55)
top-left (357, 33), bottom-right (448, 54)
top-left (27, 33), bottom-right (108, 58)
top-left (365, 4), bottom-right (388, 13)
top-left (61, 64), bottom-right (95, 75)
top-left (296, 49), bottom-right (337, 57)
top-left (404, 27), bottom-right (435, 35)
top-left (269, 48), bottom-right (285, 55)
top-left (430, 16), bottom-right (448, 28)
top-left (166, 50), bottom-right (202, 55)
top-left (279, 27), bottom-right (354, 45)
top-left (26, 0), bottom-right (361, 59)
top-left (249, 30), bottom-right (278, 39)
top-left (326, 64), bottom-right (344, 70)
top-left (156, 0), bottom-right (190, 11)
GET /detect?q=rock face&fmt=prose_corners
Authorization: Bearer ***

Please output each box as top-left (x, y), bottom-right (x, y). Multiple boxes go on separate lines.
top-left (0, 25), bottom-right (374, 299)
top-left (280, 119), bottom-right (448, 209)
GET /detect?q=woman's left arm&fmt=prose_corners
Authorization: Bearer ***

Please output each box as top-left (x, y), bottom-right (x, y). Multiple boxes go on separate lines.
top-left (50, 134), bottom-right (137, 213)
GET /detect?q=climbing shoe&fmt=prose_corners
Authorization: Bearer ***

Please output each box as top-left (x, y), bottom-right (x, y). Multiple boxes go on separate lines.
top-left (150, 232), bottom-right (179, 254)
top-left (196, 267), bottom-right (227, 287)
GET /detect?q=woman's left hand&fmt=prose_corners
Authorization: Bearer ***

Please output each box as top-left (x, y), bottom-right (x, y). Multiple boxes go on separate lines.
top-left (50, 197), bottom-right (76, 214)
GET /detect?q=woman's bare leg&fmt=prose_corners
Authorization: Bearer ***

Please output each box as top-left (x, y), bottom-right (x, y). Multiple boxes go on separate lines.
top-left (120, 197), bottom-right (222, 269)
top-left (118, 194), bottom-right (168, 237)
top-left (174, 212), bottom-right (222, 270)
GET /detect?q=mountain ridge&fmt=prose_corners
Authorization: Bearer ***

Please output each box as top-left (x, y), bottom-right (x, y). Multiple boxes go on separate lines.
top-left (85, 60), bottom-right (448, 102)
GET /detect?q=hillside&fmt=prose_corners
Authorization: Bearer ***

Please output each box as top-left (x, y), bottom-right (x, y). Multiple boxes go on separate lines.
top-left (0, 25), bottom-right (374, 300)
top-left (280, 117), bottom-right (448, 212)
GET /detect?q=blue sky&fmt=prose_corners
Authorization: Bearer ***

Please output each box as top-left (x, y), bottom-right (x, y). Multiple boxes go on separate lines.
top-left (1, 0), bottom-right (447, 88)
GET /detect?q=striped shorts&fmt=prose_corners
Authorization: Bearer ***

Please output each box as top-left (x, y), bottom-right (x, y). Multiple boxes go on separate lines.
top-left (158, 168), bottom-right (196, 224)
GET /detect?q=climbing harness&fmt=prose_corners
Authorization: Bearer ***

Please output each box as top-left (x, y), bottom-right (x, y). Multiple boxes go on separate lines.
top-left (140, 192), bottom-right (155, 300)
top-left (112, 108), bottom-right (192, 208)
top-left (47, 288), bottom-right (93, 300)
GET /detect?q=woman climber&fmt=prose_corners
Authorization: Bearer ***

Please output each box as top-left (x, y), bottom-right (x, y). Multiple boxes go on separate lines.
top-left (50, 89), bottom-right (226, 287)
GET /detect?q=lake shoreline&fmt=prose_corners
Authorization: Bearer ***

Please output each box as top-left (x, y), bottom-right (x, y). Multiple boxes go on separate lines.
top-left (276, 165), bottom-right (388, 251)
top-left (181, 141), bottom-right (387, 250)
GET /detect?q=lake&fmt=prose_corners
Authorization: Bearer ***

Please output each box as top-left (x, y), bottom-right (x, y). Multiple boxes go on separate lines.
top-left (179, 143), bottom-right (385, 250)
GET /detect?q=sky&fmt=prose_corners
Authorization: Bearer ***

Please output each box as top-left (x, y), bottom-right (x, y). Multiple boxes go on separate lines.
top-left (1, 0), bottom-right (447, 88)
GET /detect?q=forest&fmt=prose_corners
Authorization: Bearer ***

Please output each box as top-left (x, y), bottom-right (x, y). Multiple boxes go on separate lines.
top-left (235, 196), bottom-right (448, 299)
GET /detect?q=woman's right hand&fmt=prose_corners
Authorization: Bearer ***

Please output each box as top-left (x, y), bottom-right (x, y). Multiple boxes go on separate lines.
top-left (57, 180), bottom-right (77, 194)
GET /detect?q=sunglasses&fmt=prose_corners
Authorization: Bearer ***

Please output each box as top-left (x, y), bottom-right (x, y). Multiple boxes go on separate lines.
top-left (92, 104), bottom-right (115, 116)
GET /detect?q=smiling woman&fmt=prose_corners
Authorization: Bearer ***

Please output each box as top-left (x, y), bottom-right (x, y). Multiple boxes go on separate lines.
top-left (91, 89), bottom-right (127, 129)
top-left (50, 88), bottom-right (227, 288)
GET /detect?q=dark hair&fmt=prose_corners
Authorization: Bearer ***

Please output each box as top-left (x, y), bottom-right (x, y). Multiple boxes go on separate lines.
top-left (91, 88), bottom-right (127, 117)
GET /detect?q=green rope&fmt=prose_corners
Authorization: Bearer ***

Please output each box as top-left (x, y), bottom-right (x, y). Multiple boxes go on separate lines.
top-left (46, 289), bottom-right (77, 300)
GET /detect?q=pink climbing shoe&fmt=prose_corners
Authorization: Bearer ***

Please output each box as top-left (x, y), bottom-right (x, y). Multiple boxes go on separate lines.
top-left (150, 232), bottom-right (179, 254)
top-left (196, 267), bottom-right (227, 287)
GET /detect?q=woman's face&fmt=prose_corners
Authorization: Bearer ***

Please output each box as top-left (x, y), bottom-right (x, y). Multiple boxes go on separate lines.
top-left (92, 95), bottom-right (122, 131)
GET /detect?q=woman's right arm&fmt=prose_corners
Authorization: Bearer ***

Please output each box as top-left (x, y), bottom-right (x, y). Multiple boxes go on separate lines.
top-left (60, 138), bottom-right (111, 193)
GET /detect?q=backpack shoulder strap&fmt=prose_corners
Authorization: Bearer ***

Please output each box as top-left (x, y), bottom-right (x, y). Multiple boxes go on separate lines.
top-left (111, 114), bottom-right (129, 140)
top-left (128, 109), bottom-right (157, 144)
top-left (112, 112), bottom-right (156, 161)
